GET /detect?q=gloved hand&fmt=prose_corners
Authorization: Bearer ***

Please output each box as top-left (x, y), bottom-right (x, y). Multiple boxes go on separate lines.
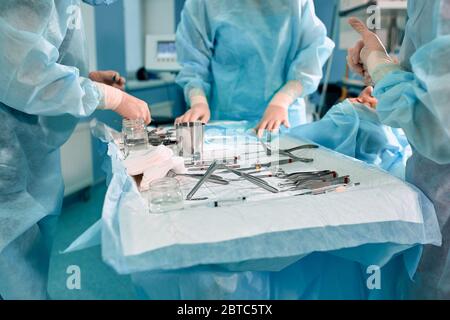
top-left (115, 92), bottom-right (152, 125)
top-left (89, 70), bottom-right (126, 90)
top-left (255, 104), bottom-right (290, 138)
top-left (347, 17), bottom-right (395, 82)
top-left (255, 81), bottom-right (303, 137)
top-left (175, 103), bottom-right (211, 124)
top-left (349, 86), bottom-right (378, 109)
top-left (96, 82), bottom-right (151, 124)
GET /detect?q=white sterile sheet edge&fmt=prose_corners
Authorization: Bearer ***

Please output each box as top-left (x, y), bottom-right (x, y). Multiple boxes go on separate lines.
top-left (118, 136), bottom-right (424, 257)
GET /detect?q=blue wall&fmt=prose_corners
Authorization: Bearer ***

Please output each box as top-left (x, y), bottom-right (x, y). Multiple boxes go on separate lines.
top-left (94, 0), bottom-right (127, 75)
top-left (175, 0), bottom-right (186, 26)
top-left (314, 0), bottom-right (347, 84)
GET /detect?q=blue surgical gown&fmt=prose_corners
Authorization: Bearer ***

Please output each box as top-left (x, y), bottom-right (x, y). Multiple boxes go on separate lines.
top-left (0, 0), bottom-right (102, 299)
top-left (289, 100), bottom-right (410, 179)
top-left (176, 0), bottom-right (334, 126)
top-left (373, 0), bottom-right (450, 299)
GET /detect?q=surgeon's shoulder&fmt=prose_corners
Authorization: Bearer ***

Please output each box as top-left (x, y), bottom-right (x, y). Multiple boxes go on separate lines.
top-left (183, 0), bottom-right (212, 21)
top-left (292, 0), bottom-right (314, 16)
top-left (297, 0), bottom-right (311, 7)
top-left (0, 0), bottom-right (54, 34)
top-left (184, 0), bottom-right (208, 11)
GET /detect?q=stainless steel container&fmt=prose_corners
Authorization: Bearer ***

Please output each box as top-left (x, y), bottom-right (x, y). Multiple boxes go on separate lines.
top-left (176, 121), bottom-right (205, 161)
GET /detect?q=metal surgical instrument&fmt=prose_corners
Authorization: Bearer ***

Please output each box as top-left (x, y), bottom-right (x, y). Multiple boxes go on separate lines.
top-left (290, 176), bottom-right (351, 191)
top-left (259, 140), bottom-right (318, 163)
top-left (186, 161), bottom-right (280, 200)
top-left (278, 172), bottom-right (339, 187)
top-left (295, 183), bottom-right (361, 196)
top-left (235, 158), bottom-right (304, 173)
top-left (222, 166), bottom-right (279, 193)
top-left (280, 170), bottom-right (336, 180)
top-left (167, 170), bottom-right (229, 185)
top-left (186, 161), bottom-right (221, 200)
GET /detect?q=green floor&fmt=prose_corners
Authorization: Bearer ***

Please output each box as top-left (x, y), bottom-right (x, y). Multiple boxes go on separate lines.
top-left (47, 184), bottom-right (137, 300)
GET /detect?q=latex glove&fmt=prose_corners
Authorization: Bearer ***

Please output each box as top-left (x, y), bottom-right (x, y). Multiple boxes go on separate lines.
top-left (347, 18), bottom-right (394, 81)
top-left (349, 86), bottom-right (378, 109)
top-left (255, 104), bottom-right (290, 138)
top-left (89, 70), bottom-right (126, 90)
top-left (175, 103), bottom-right (211, 124)
top-left (255, 81), bottom-right (302, 137)
top-left (96, 82), bottom-right (151, 125)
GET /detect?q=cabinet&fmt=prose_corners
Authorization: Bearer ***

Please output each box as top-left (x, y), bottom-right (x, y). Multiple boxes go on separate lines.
top-left (60, 122), bottom-right (94, 196)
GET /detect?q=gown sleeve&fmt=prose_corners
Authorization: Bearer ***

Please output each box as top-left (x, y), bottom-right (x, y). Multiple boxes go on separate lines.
top-left (0, 0), bottom-right (101, 117)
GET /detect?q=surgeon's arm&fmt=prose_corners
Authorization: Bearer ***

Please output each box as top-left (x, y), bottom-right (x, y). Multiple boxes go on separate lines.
top-left (286, 0), bottom-right (334, 98)
top-left (374, 37), bottom-right (450, 164)
top-left (175, 0), bottom-right (213, 124)
top-left (89, 70), bottom-right (126, 91)
top-left (255, 81), bottom-right (301, 137)
top-left (256, 0), bottom-right (334, 136)
top-left (0, 2), bottom-right (99, 117)
top-left (0, 2), bottom-right (150, 123)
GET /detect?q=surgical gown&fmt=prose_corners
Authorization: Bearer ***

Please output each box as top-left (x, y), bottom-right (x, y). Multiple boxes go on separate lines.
top-left (176, 0), bottom-right (334, 126)
top-left (373, 0), bottom-right (450, 299)
top-left (289, 100), bottom-right (410, 179)
top-left (0, 0), bottom-right (102, 299)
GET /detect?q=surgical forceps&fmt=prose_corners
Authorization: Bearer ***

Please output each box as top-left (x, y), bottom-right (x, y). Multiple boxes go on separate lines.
top-left (285, 176), bottom-right (351, 191)
top-left (236, 158), bottom-right (303, 172)
top-left (167, 170), bottom-right (229, 185)
top-left (223, 166), bottom-right (279, 193)
top-left (186, 161), bottom-right (222, 200)
top-left (186, 161), bottom-right (279, 200)
top-left (259, 140), bottom-right (319, 163)
top-left (277, 171), bottom-right (339, 187)
top-left (278, 170), bottom-right (336, 180)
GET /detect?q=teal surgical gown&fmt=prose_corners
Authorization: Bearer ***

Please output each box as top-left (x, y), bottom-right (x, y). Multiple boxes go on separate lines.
top-left (373, 0), bottom-right (450, 299)
top-left (289, 100), bottom-right (410, 179)
top-left (0, 0), bottom-right (105, 299)
top-left (176, 0), bottom-right (334, 126)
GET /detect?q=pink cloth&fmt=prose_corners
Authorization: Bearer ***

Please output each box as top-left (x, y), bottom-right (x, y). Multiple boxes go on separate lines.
top-left (123, 145), bottom-right (187, 191)
top-left (140, 157), bottom-right (187, 191)
top-left (123, 145), bottom-right (173, 176)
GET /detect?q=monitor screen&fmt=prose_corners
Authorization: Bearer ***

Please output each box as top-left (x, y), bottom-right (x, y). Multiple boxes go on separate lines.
top-left (157, 41), bottom-right (177, 59)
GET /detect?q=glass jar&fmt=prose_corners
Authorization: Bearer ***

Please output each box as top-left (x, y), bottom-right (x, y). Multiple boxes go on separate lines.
top-left (122, 119), bottom-right (149, 152)
top-left (148, 178), bottom-right (184, 214)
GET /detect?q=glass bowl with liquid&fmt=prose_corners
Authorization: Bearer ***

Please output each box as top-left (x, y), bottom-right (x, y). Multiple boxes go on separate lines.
top-left (148, 178), bottom-right (184, 214)
top-left (122, 119), bottom-right (149, 152)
